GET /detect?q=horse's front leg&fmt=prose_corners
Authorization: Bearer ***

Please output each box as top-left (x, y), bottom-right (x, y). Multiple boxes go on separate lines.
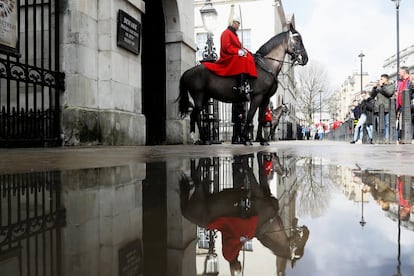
top-left (242, 98), bottom-right (261, 145)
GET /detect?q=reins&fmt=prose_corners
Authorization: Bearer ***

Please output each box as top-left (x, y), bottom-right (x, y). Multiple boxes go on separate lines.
top-left (255, 53), bottom-right (295, 82)
top-left (256, 214), bottom-right (289, 238)
top-left (254, 30), bottom-right (305, 81)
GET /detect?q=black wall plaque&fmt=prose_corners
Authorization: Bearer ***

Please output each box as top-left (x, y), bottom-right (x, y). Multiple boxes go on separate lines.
top-left (118, 239), bottom-right (143, 276)
top-left (117, 10), bottom-right (141, 55)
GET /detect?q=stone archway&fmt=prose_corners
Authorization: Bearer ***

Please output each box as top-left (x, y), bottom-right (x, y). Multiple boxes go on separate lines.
top-left (162, 0), bottom-right (198, 144)
top-left (142, 0), bottom-right (196, 145)
top-left (142, 0), bottom-right (166, 145)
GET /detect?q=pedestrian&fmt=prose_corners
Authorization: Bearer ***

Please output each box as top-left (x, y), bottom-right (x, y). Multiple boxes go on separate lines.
top-left (203, 9), bottom-right (257, 101)
top-left (350, 99), bottom-right (362, 143)
top-left (351, 93), bottom-right (374, 144)
top-left (317, 124), bottom-right (324, 140)
top-left (395, 66), bottom-right (411, 142)
top-left (370, 74), bottom-right (394, 142)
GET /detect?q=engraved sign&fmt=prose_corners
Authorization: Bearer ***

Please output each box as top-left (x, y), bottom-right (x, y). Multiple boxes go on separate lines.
top-left (118, 239), bottom-right (143, 276)
top-left (0, 0), bottom-right (18, 50)
top-left (117, 10), bottom-right (141, 55)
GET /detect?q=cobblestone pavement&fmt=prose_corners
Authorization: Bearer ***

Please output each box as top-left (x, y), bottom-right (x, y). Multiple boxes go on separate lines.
top-left (1, 140), bottom-right (414, 176)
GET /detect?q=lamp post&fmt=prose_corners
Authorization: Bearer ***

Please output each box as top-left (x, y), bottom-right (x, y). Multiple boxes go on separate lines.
top-left (200, 0), bottom-right (218, 62)
top-left (319, 90), bottom-right (322, 124)
top-left (358, 52), bottom-right (365, 94)
top-left (391, 0), bottom-right (401, 80)
top-left (200, 0), bottom-right (220, 144)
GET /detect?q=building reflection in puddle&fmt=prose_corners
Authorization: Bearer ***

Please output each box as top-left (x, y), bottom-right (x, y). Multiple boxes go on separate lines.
top-left (0, 152), bottom-right (413, 276)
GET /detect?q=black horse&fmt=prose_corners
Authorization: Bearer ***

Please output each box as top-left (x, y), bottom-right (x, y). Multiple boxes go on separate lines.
top-left (179, 154), bottom-right (309, 273)
top-left (177, 23), bottom-right (308, 145)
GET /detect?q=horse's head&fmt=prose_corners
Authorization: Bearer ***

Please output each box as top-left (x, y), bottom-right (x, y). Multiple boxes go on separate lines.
top-left (287, 24), bottom-right (308, 66)
top-left (258, 221), bottom-right (310, 268)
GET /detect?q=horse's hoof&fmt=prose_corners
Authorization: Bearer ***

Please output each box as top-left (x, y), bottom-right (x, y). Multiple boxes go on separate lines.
top-left (260, 141), bottom-right (270, 146)
top-left (194, 140), bottom-right (203, 145)
top-left (244, 140), bottom-right (253, 146)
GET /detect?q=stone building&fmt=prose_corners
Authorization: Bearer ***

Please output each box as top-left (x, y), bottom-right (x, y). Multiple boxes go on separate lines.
top-left (60, 0), bottom-right (195, 146)
top-left (0, 0), bottom-right (197, 147)
top-left (0, 0), bottom-right (304, 147)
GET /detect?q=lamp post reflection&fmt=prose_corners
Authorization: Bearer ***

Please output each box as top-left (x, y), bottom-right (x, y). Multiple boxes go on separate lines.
top-left (360, 191), bottom-right (366, 227)
top-left (203, 230), bottom-right (219, 275)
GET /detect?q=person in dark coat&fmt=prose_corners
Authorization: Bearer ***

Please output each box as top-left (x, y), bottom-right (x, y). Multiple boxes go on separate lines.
top-left (370, 74), bottom-right (395, 141)
top-left (351, 93), bottom-right (375, 144)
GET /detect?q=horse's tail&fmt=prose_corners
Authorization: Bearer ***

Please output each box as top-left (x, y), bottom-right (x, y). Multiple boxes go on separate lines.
top-left (176, 72), bottom-right (194, 118)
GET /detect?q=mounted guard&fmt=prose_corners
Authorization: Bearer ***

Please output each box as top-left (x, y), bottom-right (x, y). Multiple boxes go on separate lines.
top-left (177, 22), bottom-right (308, 145)
top-left (203, 13), bottom-right (257, 101)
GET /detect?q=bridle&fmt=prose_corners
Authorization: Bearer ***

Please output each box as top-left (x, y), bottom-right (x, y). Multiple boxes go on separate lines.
top-left (255, 31), bottom-right (306, 82)
top-left (288, 32), bottom-right (307, 65)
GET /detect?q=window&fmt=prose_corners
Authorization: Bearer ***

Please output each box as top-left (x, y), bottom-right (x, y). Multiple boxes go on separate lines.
top-left (237, 29), bottom-right (251, 51)
top-left (196, 32), bottom-right (208, 61)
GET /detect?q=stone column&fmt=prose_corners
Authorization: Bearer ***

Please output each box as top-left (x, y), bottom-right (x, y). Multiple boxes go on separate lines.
top-left (61, 0), bottom-right (146, 145)
top-left (164, 0), bottom-right (197, 144)
top-left (166, 158), bottom-right (197, 275)
top-left (61, 164), bottom-right (145, 276)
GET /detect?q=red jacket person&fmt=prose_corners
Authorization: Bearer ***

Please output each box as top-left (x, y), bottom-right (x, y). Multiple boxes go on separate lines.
top-left (203, 15), bottom-right (257, 99)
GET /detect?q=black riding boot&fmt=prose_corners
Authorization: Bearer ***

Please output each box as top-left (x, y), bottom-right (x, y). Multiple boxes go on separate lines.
top-left (234, 74), bottom-right (252, 101)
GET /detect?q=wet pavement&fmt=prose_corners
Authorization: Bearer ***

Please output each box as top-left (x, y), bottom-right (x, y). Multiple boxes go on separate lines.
top-left (1, 140), bottom-right (414, 175)
top-left (1, 141), bottom-right (414, 276)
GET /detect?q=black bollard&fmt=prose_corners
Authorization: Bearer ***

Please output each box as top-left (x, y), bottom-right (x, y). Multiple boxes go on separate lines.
top-left (401, 89), bottom-right (412, 144)
top-left (389, 98), bottom-right (396, 143)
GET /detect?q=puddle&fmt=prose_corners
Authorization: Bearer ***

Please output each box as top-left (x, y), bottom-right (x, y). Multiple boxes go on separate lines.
top-left (0, 151), bottom-right (413, 276)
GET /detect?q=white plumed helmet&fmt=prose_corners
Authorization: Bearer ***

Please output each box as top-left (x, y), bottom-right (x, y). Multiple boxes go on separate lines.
top-left (232, 15), bottom-right (241, 24)
top-left (227, 4), bottom-right (241, 25)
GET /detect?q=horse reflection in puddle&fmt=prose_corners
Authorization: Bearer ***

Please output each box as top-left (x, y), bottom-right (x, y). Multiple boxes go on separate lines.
top-left (179, 152), bottom-right (309, 274)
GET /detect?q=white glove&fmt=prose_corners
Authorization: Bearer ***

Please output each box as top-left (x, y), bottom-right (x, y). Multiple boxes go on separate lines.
top-left (238, 49), bottom-right (246, 56)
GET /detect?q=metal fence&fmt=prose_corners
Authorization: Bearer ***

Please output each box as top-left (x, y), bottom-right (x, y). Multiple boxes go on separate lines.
top-left (0, 171), bottom-right (66, 276)
top-left (326, 90), bottom-right (413, 144)
top-left (0, 1), bottom-right (65, 147)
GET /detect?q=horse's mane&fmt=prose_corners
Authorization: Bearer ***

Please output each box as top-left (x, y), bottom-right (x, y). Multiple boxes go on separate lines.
top-left (256, 31), bottom-right (288, 56)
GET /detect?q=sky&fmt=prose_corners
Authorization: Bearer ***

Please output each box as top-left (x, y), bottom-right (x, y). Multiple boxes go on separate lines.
top-left (283, 0), bottom-right (414, 88)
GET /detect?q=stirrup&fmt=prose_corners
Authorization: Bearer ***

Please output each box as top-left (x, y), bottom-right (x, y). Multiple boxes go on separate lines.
top-left (244, 82), bottom-right (253, 93)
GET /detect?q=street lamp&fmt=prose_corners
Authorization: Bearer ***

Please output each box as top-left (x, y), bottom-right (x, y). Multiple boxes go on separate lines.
top-left (391, 0), bottom-right (401, 80)
top-left (200, 0), bottom-right (220, 144)
top-left (319, 90), bottom-right (322, 124)
top-left (200, 0), bottom-right (218, 62)
top-left (358, 52), bottom-right (365, 94)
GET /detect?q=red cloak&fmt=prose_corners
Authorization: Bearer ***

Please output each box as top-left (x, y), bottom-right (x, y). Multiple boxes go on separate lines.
top-left (207, 216), bottom-right (258, 262)
top-left (203, 28), bottom-right (257, 78)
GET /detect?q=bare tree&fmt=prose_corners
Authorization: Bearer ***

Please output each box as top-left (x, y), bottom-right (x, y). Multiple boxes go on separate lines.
top-left (295, 61), bottom-right (331, 125)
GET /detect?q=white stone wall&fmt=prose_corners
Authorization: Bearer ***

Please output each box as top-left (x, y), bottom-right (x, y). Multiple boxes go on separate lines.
top-left (61, 164), bottom-right (145, 276)
top-left (61, 0), bottom-right (146, 145)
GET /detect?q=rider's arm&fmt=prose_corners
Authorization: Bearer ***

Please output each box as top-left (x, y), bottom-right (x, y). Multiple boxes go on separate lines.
top-left (221, 30), bottom-right (242, 56)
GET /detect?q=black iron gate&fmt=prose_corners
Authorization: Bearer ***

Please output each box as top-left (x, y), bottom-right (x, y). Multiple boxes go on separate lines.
top-left (0, 0), bottom-right (64, 147)
top-left (0, 171), bottom-right (66, 276)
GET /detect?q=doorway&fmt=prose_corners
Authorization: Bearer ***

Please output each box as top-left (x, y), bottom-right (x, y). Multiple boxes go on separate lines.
top-left (142, 0), bottom-right (166, 145)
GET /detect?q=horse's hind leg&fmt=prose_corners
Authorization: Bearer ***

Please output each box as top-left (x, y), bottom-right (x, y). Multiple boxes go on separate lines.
top-left (192, 107), bottom-right (210, 145)
top-left (190, 110), bottom-right (198, 143)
